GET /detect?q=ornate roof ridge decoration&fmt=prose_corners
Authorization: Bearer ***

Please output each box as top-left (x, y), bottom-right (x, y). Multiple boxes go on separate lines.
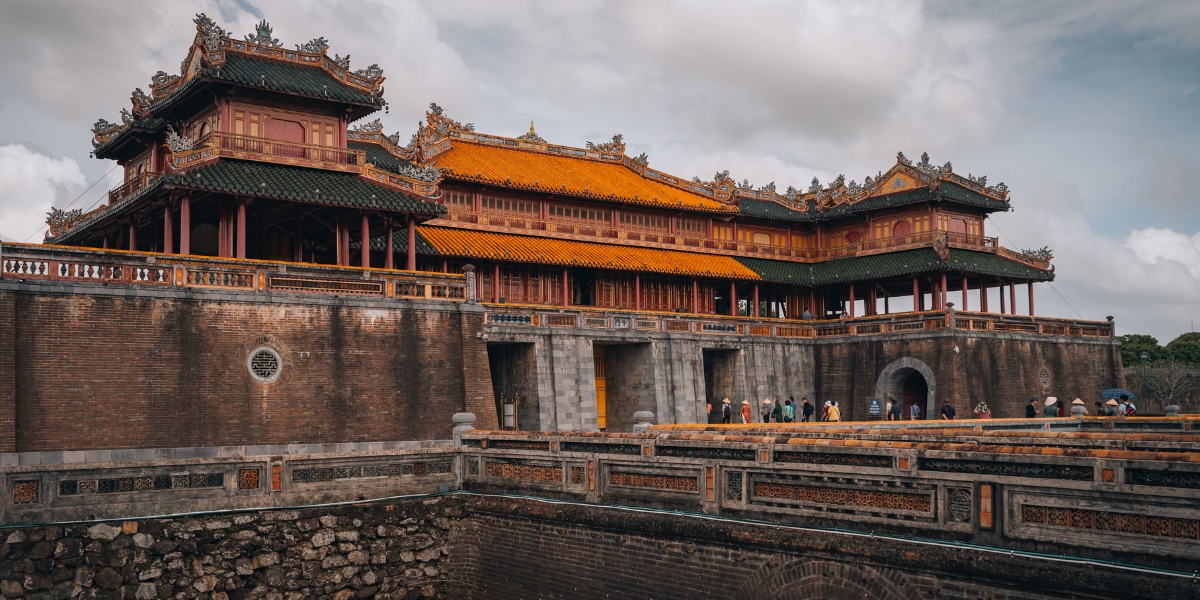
top-left (516, 121), bottom-right (545, 143)
top-left (586, 134), bottom-right (626, 154)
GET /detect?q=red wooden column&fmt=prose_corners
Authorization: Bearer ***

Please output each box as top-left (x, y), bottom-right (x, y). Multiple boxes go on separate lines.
top-left (848, 284), bottom-right (855, 318)
top-left (562, 269), bottom-right (569, 307)
top-left (1010, 282), bottom-right (1017, 315)
top-left (962, 276), bottom-right (969, 311)
top-left (730, 282), bottom-right (738, 317)
top-left (493, 264), bottom-right (501, 303)
top-left (384, 225), bottom-right (394, 269)
top-left (753, 285), bottom-right (760, 318)
top-left (1028, 282), bottom-right (1035, 316)
top-left (179, 197), bottom-right (190, 255)
top-left (128, 224), bottom-right (137, 251)
top-left (442, 260), bottom-right (448, 273)
top-left (998, 279), bottom-right (1006, 314)
top-left (293, 215), bottom-right (304, 262)
top-left (981, 280), bottom-right (989, 312)
top-left (360, 214), bottom-right (370, 268)
top-left (912, 278), bottom-right (920, 311)
top-left (634, 276), bottom-right (641, 311)
top-left (692, 279), bottom-right (698, 313)
top-left (940, 272), bottom-right (948, 311)
top-left (236, 200), bottom-right (247, 259)
top-left (163, 206), bottom-right (173, 254)
top-left (218, 205), bottom-right (230, 257)
top-left (406, 217), bottom-right (416, 271)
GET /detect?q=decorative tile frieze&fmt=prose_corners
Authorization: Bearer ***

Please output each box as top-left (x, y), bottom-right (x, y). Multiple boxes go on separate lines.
top-left (774, 451), bottom-right (892, 468)
top-left (239, 469), bottom-right (260, 490)
top-left (609, 471), bottom-right (699, 493)
top-left (1021, 504), bottom-right (1200, 540)
top-left (948, 489), bottom-right (972, 522)
top-left (485, 461), bottom-right (562, 482)
top-left (1127, 469), bottom-right (1200, 490)
top-left (727, 472), bottom-right (744, 501)
top-left (560, 442), bottom-right (641, 455)
top-left (58, 473), bottom-right (221, 496)
top-left (753, 481), bottom-right (932, 512)
top-left (656, 446), bottom-right (755, 461)
top-left (13, 481), bottom-right (38, 504)
top-left (570, 466), bottom-right (586, 485)
top-left (919, 458), bottom-right (1092, 481)
top-left (291, 462), bottom-right (451, 483)
top-left (487, 439), bottom-right (551, 451)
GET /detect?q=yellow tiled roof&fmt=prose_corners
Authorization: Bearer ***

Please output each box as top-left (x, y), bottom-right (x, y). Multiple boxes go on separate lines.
top-left (418, 226), bottom-right (761, 280)
top-left (435, 140), bottom-right (735, 212)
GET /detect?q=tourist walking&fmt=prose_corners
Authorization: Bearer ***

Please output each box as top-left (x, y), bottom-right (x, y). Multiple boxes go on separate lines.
top-left (822, 401), bottom-right (831, 421)
top-left (888, 400), bottom-right (902, 421)
top-left (761, 399), bottom-right (773, 423)
top-left (801, 398), bottom-right (814, 422)
top-left (721, 398), bottom-right (732, 424)
top-left (1071, 398), bottom-right (1088, 416)
top-left (784, 398), bottom-right (796, 423)
top-left (973, 401), bottom-right (991, 419)
top-left (740, 400), bottom-right (752, 424)
top-left (827, 401), bottom-right (842, 422)
top-left (940, 399), bottom-right (957, 420)
top-left (706, 402), bottom-right (714, 424)
top-left (1103, 399), bottom-right (1119, 416)
top-left (1043, 397), bottom-right (1059, 418)
top-left (772, 400), bottom-right (785, 424)
top-left (1026, 397), bottom-right (1039, 418)
top-left (909, 401), bottom-right (922, 421)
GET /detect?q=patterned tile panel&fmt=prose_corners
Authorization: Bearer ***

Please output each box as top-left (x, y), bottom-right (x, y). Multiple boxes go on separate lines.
top-left (1021, 505), bottom-right (1200, 540)
top-left (609, 471), bottom-right (699, 493)
top-left (58, 473), bottom-right (222, 496)
top-left (920, 458), bottom-right (1092, 481)
top-left (754, 481), bottom-right (932, 512)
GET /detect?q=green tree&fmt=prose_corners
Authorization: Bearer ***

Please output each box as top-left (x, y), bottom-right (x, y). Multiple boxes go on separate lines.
top-left (1167, 332), bottom-right (1200, 366)
top-left (1117, 334), bottom-right (1166, 368)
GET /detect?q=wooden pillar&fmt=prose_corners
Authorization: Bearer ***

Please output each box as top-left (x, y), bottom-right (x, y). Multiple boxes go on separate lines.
top-left (998, 280), bottom-right (1006, 314)
top-left (360, 214), bottom-right (370, 268)
top-left (848, 284), bottom-right (855, 318)
top-left (867, 284), bottom-right (876, 316)
top-left (912, 277), bottom-right (920, 311)
top-left (562, 269), bottom-right (569, 307)
top-left (128, 223), bottom-right (137, 251)
top-left (335, 212), bottom-right (347, 266)
top-left (1010, 281), bottom-right (1017, 316)
top-left (981, 280), bottom-right (989, 312)
top-left (162, 205), bottom-right (174, 254)
top-left (493, 264), bottom-right (501, 303)
top-left (634, 276), bottom-right (641, 311)
top-left (442, 259), bottom-right (448, 274)
top-left (384, 225), bottom-right (394, 269)
top-left (179, 198), bottom-right (190, 255)
top-left (940, 272), bottom-right (948, 310)
top-left (406, 217), bottom-right (416, 271)
top-left (218, 205), bottom-right (229, 257)
top-left (1028, 282), bottom-right (1035, 316)
top-left (962, 276), bottom-right (969, 312)
top-left (294, 215), bottom-right (304, 263)
top-left (236, 200), bottom-right (247, 259)
top-left (692, 279), bottom-right (698, 313)
top-left (809, 290), bottom-right (815, 318)
top-left (884, 289), bottom-right (890, 314)
top-left (753, 284), bottom-right (760, 318)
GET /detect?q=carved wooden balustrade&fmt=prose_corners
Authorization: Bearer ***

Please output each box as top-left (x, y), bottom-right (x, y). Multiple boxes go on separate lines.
top-left (480, 304), bottom-right (1113, 340)
top-left (437, 208), bottom-right (1008, 264)
top-left (0, 242), bottom-right (468, 302)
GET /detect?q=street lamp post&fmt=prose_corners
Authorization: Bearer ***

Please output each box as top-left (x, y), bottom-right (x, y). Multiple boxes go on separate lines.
top-left (1139, 350), bottom-right (1150, 408)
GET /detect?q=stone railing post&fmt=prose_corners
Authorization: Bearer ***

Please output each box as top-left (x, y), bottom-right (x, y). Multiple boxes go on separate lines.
top-left (463, 264), bottom-right (477, 302)
top-left (632, 411), bottom-right (654, 434)
top-left (946, 302), bottom-right (955, 329)
top-left (1165, 404), bottom-right (1180, 417)
top-left (452, 412), bottom-right (476, 447)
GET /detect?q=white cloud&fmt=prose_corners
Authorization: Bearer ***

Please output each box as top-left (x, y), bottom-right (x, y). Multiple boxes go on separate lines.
top-left (0, 144), bottom-right (86, 242)
top-left (1125, 228), bottom-right (1200, 279)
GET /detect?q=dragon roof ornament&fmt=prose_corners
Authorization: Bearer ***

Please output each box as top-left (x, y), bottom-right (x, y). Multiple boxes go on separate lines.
top-left (586, 134), bottom-right (626, 155)
top-left (296, 37), bottom-right (329, 54)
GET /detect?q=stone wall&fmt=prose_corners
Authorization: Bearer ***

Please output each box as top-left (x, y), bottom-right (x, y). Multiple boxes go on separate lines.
top-left (0, 281), bottom-right (496, 453)
top-left (812, 329), bottom-right (1123, 421)
top-left (0, 497), bottom-right (467, 600)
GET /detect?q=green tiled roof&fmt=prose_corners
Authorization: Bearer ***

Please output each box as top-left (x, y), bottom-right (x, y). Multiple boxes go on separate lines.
top-left (737, 185), bottom-right (1007, 222)
top-left (92, 117), bottom-right (166, 158)
top-left (738, 198), bottom-right (811, 221)
top-left (54, 160), bottom-right (443, 244)
top-left (147, 54), bottom-right (382, 116)
top-left (937, 180), bottom-right (1010, 210)
top-left (736, 248), bottom-right (1053, 285)
top-left (350, 142), bottom-right (420, 175)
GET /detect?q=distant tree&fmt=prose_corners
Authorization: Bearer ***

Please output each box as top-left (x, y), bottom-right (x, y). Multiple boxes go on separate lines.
top-left (1144, 359), bottom-right (1198, 412)
top-left (1166, 332), bottom-right (1200, 366)
top-left (1117, 334), bottom-right (1166, 367)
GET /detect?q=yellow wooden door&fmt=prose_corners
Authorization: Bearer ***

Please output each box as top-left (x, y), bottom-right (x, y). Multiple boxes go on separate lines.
top-left (594, 346), bottom-right (607, 430)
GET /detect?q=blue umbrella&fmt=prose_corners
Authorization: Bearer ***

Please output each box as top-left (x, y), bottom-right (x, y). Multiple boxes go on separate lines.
top-left (1100, 388), bottom-right (1136, 400)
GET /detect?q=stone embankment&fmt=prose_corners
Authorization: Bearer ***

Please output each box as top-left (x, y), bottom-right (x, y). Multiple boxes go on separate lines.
top-left (0, 497), bottom-right (466, 600)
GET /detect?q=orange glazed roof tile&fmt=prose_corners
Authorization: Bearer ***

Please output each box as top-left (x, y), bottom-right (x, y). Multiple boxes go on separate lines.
top-left (418, 225), bottom-right (761, 280)
top-left (434, 140), bottom-right (736, 213)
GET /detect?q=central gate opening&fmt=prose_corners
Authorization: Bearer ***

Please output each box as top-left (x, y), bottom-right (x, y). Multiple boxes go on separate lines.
top-left (702, 349), bottom-right (739, 423)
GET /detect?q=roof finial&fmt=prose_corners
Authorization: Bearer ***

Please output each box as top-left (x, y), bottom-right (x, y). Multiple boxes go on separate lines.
top-left (516, 120), bottom-right (545, 143)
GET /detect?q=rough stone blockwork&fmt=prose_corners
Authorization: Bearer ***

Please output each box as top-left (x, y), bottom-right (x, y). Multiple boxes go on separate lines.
top-left (0, 498), bottom-right (466, 600)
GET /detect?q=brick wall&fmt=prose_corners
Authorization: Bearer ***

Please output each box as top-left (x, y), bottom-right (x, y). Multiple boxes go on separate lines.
top-left (2, 285), bottom-right (496, 452)
top-left (0, 291), bottom-right (15, 452)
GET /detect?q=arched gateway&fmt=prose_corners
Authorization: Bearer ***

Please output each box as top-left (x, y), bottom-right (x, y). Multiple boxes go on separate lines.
top-left (874, 357), bottom-right (937, 419)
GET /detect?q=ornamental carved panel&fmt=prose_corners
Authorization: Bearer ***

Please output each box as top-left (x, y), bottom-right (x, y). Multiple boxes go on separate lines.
top-left (1021, 504), bottom-right (1200, 541)
top-left (656, 446), bottom-right (756, 461)
top-left (774, 451), bottom-right (892, 468)
top-left (485, 461), bottom-right (562, 482)
top-left (609, 471), bottom-right (699, 493)
top-left (920, 458), bottom-right (1092, 481)
top-left (754, 482), bottom-right (932, 513)
top-left (560, 442), bottom-right (641, 455)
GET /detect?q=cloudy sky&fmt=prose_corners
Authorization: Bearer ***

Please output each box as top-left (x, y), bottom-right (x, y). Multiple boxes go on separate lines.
top-left (1, 0), bottom-right (1198, 341)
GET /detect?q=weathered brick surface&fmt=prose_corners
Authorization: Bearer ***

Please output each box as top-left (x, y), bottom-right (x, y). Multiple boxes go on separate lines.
top-left (3, 286), bottom-right (496, 452)
top-left (0, 291), bottom-right (15, 452)
top-left (813, 331), bottom-right (1124, 421)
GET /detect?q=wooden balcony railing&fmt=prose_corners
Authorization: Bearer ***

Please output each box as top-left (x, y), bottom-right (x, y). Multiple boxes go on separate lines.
top-left (480, 304), bottom-right (1113, 340)
top-left (108, 173), bottom-right (159, 205)
top-left (0, 243), bottom-right (468, 303)
top-left (439, 210), bottom-right (1006, 265)
top-left (218, 132), bottom-right (364, 166)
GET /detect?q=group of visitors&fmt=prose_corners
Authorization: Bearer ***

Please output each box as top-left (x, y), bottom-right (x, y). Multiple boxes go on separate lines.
top-left (1024, 394), bottom-right (1137, 418)
top-left (705, 397), bottom-right (829, 423)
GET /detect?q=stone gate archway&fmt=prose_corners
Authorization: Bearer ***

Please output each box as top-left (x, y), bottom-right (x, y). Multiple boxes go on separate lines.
top-left (874, 357), bottom-right (937, 420)
top-left (732, 559), bottom-right (918, 600)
